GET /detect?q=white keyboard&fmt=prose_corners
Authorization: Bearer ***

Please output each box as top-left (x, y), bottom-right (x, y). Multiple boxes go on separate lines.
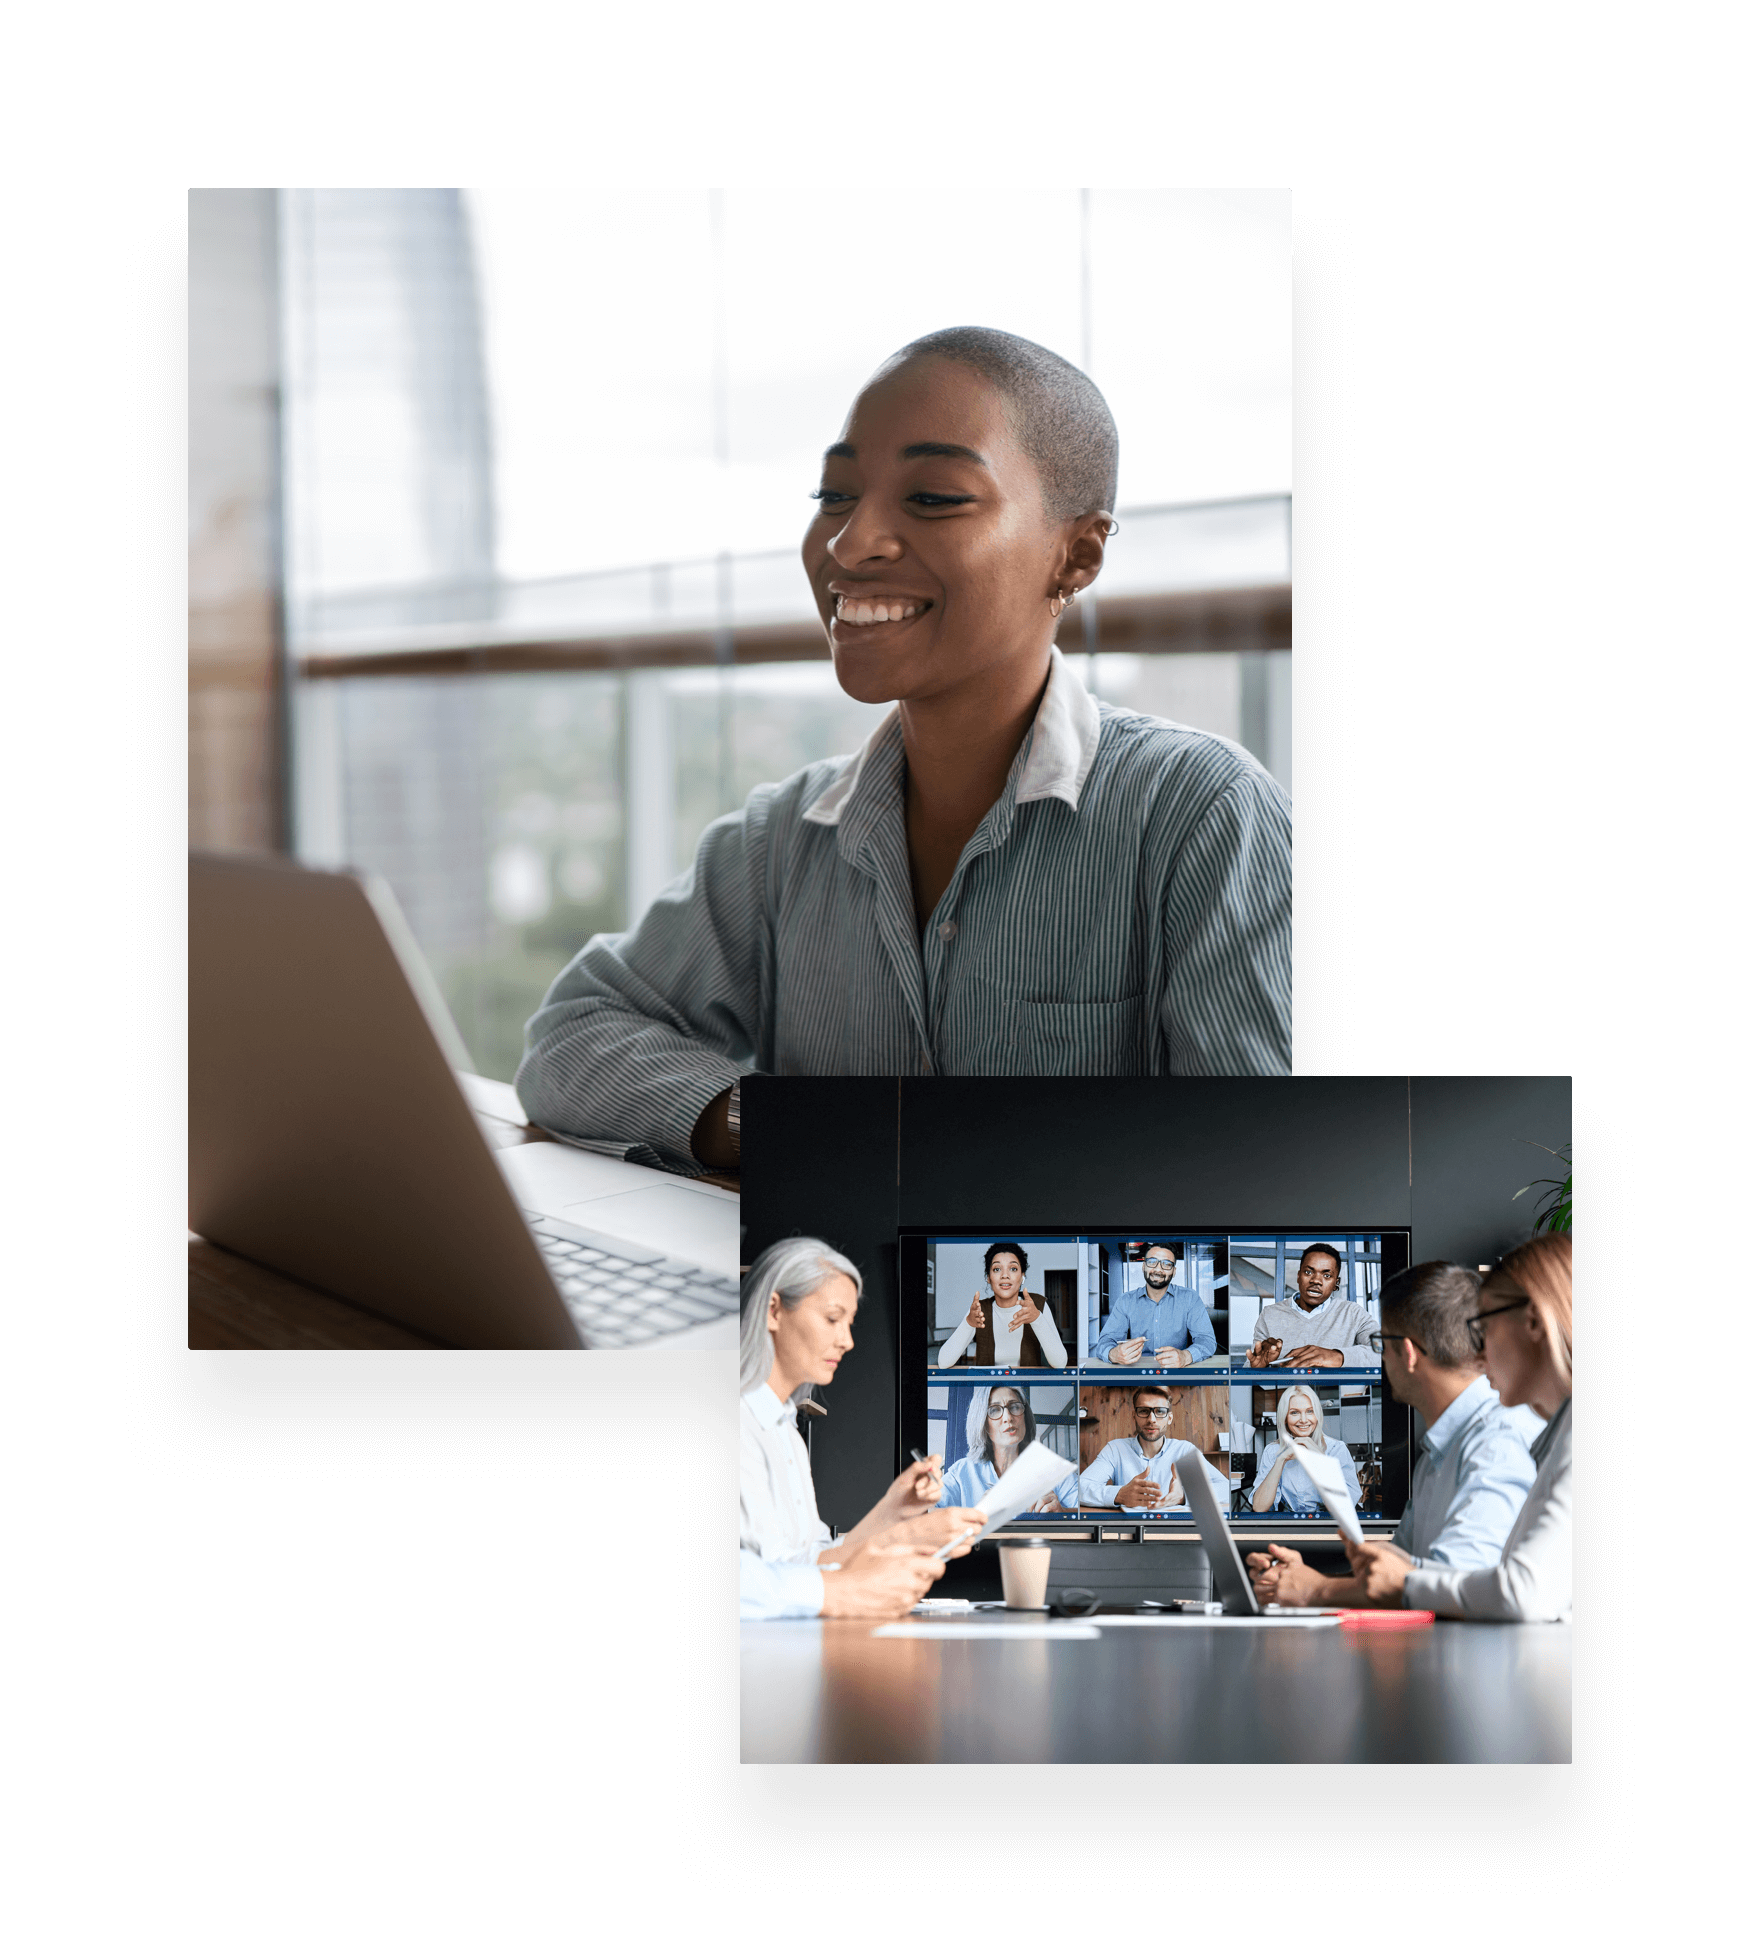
top-left (526, 1213), bottom-right (741, 1347)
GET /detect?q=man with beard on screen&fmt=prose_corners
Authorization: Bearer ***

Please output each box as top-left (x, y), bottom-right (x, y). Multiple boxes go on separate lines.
top-left (1093, 1242), bottom-right (1217, 1366)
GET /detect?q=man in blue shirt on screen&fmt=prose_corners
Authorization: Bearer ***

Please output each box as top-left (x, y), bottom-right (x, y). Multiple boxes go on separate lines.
top-left (1078, 1385), bottom-right (1230, 1509)
top-left (1092, 1242), bottom-right (1217, 1365)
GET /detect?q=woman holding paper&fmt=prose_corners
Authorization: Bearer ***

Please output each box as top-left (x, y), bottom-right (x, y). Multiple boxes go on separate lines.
top-left (937, 1386), bottom-right (1080, 1512)
top-left (1250, 1384), bottom-right (1362, 1514)
top-left (1348, 1234), bottom-right (1572, 1622)
top-left (740, 1236), bottom-right (985, 1620)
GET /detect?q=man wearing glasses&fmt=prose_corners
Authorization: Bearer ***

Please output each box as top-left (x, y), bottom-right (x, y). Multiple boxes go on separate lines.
top-left (1092, 1242), bottom-right (1218, 1366)
top-left (1247, 1262), bottom-right (1538, 1607)
top-left (1078, 1386), bottom-right (1229, 1510)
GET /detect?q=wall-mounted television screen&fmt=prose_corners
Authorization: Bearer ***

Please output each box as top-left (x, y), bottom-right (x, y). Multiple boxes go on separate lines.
top-left (900, 1227), bottom-right (1411, 1531)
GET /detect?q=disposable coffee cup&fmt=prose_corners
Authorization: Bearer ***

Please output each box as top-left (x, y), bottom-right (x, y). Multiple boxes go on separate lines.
top-left (998, 1540), bottom-right (1053, 1610)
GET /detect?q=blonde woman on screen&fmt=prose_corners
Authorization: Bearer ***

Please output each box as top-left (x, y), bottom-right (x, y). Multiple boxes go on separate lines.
top-left (1250, 1383), bottom-right (1362, 1514)
top-left (1348, 1235), bottom-right (1572, 1622)
top-left (739, 1236), bottom-right (984, 1621)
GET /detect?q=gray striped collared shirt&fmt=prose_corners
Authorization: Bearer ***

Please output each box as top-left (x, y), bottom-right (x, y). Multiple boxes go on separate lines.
top-left (516, 648), bottom-right (1291, 1171)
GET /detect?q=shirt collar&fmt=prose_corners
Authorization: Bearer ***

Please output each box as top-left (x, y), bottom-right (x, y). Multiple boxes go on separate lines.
top-left (742, 1383), bottom-right (798, 1430)
top-left (801, 646), bottom-right (1101, 829)
top-left (1421, 1373), bottom-right (1496, 1454)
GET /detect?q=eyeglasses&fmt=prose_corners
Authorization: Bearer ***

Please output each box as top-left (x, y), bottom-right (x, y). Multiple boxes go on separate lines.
top-left (1142, 1258), bottom-right (1176, 1271)
top-left (1466, 1297), bottom-right (1529, 1353)
top-left (1135, 1405), bottom-right (1172, 1419)
top-left (1367, 1330), bottom-right (1428, 1357)
top-left (987, 1402), bottom-right (1025, 1420)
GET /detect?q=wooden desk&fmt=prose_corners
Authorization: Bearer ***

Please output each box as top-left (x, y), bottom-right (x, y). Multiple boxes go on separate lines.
top-left (189, 1075), bottom-right (738, 1349)
top-left (741, 1616), bottom-right (1571, 1763)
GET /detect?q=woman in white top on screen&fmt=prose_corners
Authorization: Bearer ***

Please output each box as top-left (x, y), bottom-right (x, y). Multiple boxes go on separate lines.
top-left (937, 1385), bottom-right (1080, 1511)
top-left (936, 1243), bottom-right (1069, 1369)
top-left (740, 1236), bottom-right (985, 1621)
top-left (1348, 1234), bottom-right (1572, 1623)
top-left (1250, 1383), bottom-right (1362, 1514)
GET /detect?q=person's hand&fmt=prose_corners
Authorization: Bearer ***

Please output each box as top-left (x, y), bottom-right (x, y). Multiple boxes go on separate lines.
top-left (1115, 1469), bottom-right (1159, 1509)
top-left (1249, 1338), bottom-right (1283, 1368)
top-left (1153, 1479), bottom-right (1187, 1509)
top-left (1153, 1346), bottom-right (1190, 1367)
top-left (1343, 1537), bottom-right (1414, 1605)
top-left (820, 1544), bottom-right (946, 1619)
top-left (1282, 1345), bottom-right (1344, 1368)
top-left (966, 1294), bottom-right (986, 1329)
top-left (1248, 1538), bottom-right (1326, 1600)
top-left (1109, 1336), bottom-right (1147, 1364)
top-left (873, 1506), bottom-right (985, 1558)
top-left (881, 1453), bottom-right (943, 1517)
top-left (1009, 1294), bottom-right (1041, 1329)
top-left (1029, 1491), bottom-right (1062, 1513)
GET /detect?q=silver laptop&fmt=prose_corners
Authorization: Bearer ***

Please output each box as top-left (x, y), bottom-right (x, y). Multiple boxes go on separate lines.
top-left (190, 851), bottom-right (740, 1350)
top-left (1174, 1452), bottom-right (1339, 1619)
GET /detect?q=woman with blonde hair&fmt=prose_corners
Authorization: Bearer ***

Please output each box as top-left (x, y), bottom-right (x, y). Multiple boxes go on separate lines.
top-left (1250, 1382), bottom-right (1362, 1514)
top-left (1348, 1234), bottom-right (1571, 1622)
top-left (739, 1236), bottom-right (985, 1620)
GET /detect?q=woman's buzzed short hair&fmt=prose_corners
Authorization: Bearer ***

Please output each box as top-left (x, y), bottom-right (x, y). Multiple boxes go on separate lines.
top-left (889, 325), bottom-right (1119, 521)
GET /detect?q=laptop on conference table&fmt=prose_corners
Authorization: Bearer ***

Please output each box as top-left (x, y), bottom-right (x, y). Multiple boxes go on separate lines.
top-left (189, 852), bottom-right (740, 1350)
top-left (1174, 1452), bottom-right (1341, 1623)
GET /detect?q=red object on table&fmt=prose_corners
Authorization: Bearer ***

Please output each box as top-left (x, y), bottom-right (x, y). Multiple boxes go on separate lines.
top-left (1336, 1609), bottom-right (1435, 1629)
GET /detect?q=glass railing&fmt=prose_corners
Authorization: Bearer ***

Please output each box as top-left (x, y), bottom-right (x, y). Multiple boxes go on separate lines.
top-left (287, 494), bottom-right (1290, 658)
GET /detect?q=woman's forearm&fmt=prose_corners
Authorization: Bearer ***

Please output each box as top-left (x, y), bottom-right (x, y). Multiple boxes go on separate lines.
top-left (1251, 1454), bottom-right (1284, 1512)
top-left (937, 1318), bottom-right (976, 1368)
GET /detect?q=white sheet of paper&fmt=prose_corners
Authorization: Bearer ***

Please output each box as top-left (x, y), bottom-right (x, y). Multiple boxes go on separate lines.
top-left (935, 1439), bottom-right (1071, 1559)
top-left (873, 1622), bottom-right (1101, 1640)
top-left (1286, 1445), bottom-right (1365, 1544)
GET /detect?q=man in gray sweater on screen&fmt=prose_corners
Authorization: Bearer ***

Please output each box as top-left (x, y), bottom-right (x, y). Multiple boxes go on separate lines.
top-left (1246, 1243), bottom-right (1378, 1368)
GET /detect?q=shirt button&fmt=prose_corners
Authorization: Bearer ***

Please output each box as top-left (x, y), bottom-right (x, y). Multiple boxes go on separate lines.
top-left (937, 919), bottom-right (958, 941)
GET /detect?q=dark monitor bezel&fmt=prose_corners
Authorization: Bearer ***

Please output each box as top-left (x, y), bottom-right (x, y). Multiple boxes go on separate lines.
top-left (897, 1224), bottom-right (1414, 1527)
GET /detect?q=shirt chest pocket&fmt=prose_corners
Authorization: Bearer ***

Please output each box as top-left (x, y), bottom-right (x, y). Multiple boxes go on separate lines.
top-left (1003, 995), bottom-right (1145, 1075)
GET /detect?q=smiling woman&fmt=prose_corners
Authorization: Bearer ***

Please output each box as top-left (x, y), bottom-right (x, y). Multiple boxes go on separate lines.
top-left (516, 326), bottom-right (1292, 1173)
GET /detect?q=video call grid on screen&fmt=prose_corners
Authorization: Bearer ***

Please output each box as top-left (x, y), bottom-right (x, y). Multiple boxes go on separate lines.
top-left (914, 1232), bottom-right (1405, 1374)
top-left (918, 1374), bottom-right (1391, 1524)
top-left (897, 1229), bottom-right (1411, 1528)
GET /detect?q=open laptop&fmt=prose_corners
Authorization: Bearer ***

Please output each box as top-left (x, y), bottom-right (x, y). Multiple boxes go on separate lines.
top-left (1174, 1452), bottom-right (1341, 1621)
top-left (190, 851), bottom-right (740, 1350)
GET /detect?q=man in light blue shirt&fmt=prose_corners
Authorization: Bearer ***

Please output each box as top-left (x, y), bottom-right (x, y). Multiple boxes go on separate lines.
top-left (1078, 1385), bottom-right (1230, 1509)
top-left (1092, 1243), bottom-right (1218, 1365)
top-left (1248, 1261), bottom-right (1538, 1607)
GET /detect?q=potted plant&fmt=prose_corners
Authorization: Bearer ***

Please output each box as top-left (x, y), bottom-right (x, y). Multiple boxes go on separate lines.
top-left (1512, 1141), bottom-right (1571, 1235)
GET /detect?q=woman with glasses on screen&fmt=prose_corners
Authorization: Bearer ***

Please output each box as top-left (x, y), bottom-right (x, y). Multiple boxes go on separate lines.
top-left (516, 327), bottom-right (1292, 1176)
top-left (739, 1237), bottom-right (985, 1621)
top-left (1250, 1383), bottom-right (1362, 1515)
top-left (936, 1242), bottom-right (1067, 1369)
top-left (1347, 1235), bottom-right (1572, 1622)
top-left (937, 1386), bottom-right (1079, 1513)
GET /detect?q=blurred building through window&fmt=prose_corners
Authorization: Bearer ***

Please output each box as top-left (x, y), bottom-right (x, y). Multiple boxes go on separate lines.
top-left (265, 189), bottom-right (1291, 1081)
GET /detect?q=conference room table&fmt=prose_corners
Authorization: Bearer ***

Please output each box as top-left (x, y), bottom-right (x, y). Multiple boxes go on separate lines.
top-left (741, 1612), bottom-right (1570, 1763)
